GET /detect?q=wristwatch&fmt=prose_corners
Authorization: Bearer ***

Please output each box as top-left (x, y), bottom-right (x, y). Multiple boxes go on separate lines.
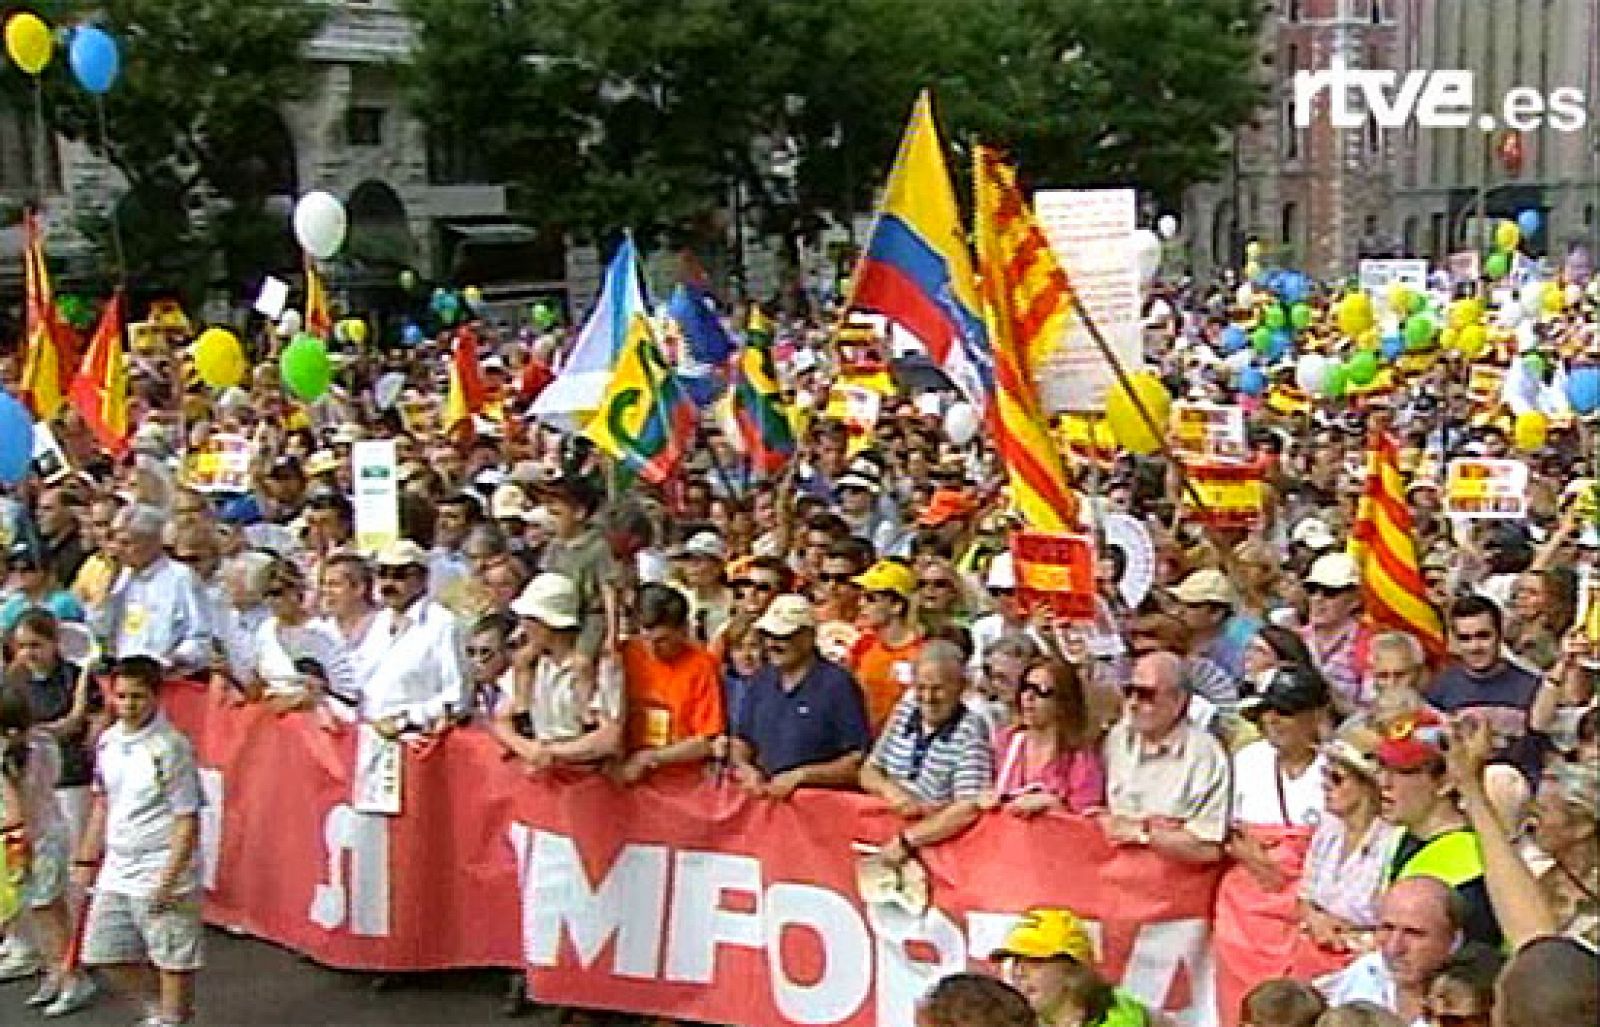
top-left (1134, 820), bottom-right (1152, 846)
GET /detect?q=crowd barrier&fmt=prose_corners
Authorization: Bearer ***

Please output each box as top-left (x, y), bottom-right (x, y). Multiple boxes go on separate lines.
top-left (165, 684), bottom-right (1345, 1027)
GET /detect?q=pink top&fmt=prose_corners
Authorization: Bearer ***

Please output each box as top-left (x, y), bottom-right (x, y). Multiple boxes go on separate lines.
top-left (991, 726), bottom-right (1106, 813)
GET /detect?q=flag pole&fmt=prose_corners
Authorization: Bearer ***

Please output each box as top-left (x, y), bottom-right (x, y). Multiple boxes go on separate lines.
top-left (94, 94), bottom-right (127, 284)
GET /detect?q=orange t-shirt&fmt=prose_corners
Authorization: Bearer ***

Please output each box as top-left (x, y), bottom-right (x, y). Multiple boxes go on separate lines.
top-left (847, 631), bottom-right (924, 734)
top-left (621, 637), bottom-right (726, 750)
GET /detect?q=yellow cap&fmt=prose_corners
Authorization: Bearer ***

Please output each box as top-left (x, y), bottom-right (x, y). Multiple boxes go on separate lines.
top-left (990, 908), bottom-right (1096, 964)
top-left (853, 559), bottom-right (917, 600)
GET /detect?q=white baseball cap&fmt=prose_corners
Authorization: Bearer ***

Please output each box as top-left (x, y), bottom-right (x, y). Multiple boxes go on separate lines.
top-left (1305, 552), bottom-right (1361, 590)
top-left (755, 594), bottom-right (817, 636)
top-left (512, 573), bottom-right (580, 629)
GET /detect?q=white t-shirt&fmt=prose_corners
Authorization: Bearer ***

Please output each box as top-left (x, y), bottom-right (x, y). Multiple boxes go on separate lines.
top-left (94, 713), bottom-right (203, 897)
top-left (1231, 739), bottom-right (1326, 828)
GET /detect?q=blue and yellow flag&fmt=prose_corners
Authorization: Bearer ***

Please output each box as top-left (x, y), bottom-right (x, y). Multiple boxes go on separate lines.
top-left (583, 314), bottom-right (697, 485)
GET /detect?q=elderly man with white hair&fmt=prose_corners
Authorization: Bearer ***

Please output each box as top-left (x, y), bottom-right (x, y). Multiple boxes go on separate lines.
top-left (97, 503), bottom-right (214, 673)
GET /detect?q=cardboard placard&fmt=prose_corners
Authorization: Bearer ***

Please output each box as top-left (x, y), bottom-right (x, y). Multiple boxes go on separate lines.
top-left (31, 423), bottom-right (70, 483)
top-left (1358, 258), bottom-right (1429, 297)
top-left (1183, 461), bottom-right (1264, 528)
top-left (1170, 402), bottom-right (1248, 463)
top-left (183, 432), bottom-right (253, 494)
top-left (1010, 530), bottom-right (1097, 621)
top-left (1445, 458), bottom-right (1529, 519)
top-left (351, 439), bottom-right (400, 555)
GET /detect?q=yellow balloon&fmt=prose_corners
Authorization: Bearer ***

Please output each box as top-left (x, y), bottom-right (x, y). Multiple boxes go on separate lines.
top-left (193, 327), bottom-right (247, 389)
top-left (1448, 297), bottom-right (1483, 329)
top-left (463, 285), bottom-right (483, 306)
top-left (1456, 323), bottom-right (1489, 358)
top-left (1542, 283), bottom-right (1565, 314)
top-left (1245, 240), bottom-right (1262, 261)
top-left (1514, 411), bottom-right (1549, 452)
top-left (1105, 370), bottom-right (1171, 456)
top-left (1387, 283), bottom-right (1412, 315)
top-left (1438, 326), bottom-right (1459, 352)
top-left (1495, 219), bottom-right (1520, 253)
top-left (345, 318), bottom-right (367, 345)
top-left (5, 12), bottom-right (52, 75)
top-left (1244, 260), bottom-right (1261, 280)
top-left (1337, 293), bottom-right (1375, 337)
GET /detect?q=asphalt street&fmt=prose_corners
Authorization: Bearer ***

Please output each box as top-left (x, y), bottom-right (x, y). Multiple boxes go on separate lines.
top-left (0, 927), bottom-right (582, 1026)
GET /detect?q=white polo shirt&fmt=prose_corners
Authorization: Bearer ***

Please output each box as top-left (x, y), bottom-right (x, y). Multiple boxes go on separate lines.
top-left (94, 712), bottom-right (203, 898)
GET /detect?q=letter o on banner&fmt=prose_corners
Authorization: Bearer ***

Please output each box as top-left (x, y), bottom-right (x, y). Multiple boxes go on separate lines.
top-left (764, 883), bottom-right (872, 1024)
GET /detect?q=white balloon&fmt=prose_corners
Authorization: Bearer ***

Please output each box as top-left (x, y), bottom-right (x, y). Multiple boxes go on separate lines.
top-left (276, 308), bottom-right (302, 337)
top-left (1223, 349), bottom-right (1255, 373)
top-left (1132, 229), bottom-right (1163, 285)
top-left (943, 401), bottom-right (979, 446)
top-left (1565, 282), bottom-right (1583, 306)
top-left (1235, 282), bottom-right (1254, 306)
top-left (1520, 281), bottom-right (1546, 317)
top-left (1156, 214), bottom-right (1179, 240)
top-left (293, 190), bottom-right (348, 259)
top-left (1295, 353), bottom-right (1330, 395)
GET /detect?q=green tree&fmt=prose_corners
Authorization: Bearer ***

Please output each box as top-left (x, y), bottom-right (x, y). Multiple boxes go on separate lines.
top-left (4, 0), bottom-right (328, 298)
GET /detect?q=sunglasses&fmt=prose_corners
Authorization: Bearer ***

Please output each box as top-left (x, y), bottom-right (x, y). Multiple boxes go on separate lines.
top-left (818, 572), bottom-right (855, 584)
top-left (377, 567), bottom-right (415, 580)
top-left (1019, 681), bottom-right (1057, 700)
top-left (1122, 684), bottom-right (1160, 702)
top-left (1307, 584), bottom-right (1356, 598)
top-left (989, 587), bottom-right (1015, 597)
top-left (1454, 629), bottom-right (1497, 643)
top-left (733, 580), bottom-right (778, 594)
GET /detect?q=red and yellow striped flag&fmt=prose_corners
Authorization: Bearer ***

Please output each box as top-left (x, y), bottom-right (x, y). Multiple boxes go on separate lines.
top-left (973, 145), bottom-right (1079, 530)
top-left (1348, 431), bottom-right (1447, 662)
top-left (305, 256), bottom-right (332, 340)
top-left (67, 290), bottom-right (129, 458)
top-left (19, 211), bottom-right (68, 419)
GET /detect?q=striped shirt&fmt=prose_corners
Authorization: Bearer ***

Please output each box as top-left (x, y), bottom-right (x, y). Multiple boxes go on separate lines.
top-left (868, 694), bottom-right (993, 805)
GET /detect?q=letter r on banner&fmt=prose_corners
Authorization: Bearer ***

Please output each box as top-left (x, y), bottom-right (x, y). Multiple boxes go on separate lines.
top-left (309, 804), bottom-right (391, 937)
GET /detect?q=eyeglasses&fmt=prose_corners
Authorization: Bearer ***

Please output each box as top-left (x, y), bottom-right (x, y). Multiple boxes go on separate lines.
top-left (1122, 684), bottom-right (1160, 702)
top-left (1019, 681), bottom-right (1057, 700)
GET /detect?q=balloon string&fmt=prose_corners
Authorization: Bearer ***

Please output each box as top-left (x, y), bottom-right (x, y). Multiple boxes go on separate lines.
top-left (95, 94), bottom-right (127, 285)
top-left (30, 79), bottom-right (45, 207)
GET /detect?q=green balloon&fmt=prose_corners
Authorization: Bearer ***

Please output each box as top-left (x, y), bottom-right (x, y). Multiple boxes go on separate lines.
top-left (399, 268), bottom-right (418, 292)
top-left (1251, 325), bottom-right (1274, 353)
top-left (1484, 251), bottom-right (1510, 279)
top-left (1524, 353), bottom-right (1547, 378)
top-left (1325, 364), bottom-right (1349, 399)
top-left (531, 301), bottom-right (558, 329)
top-left (1347, 350), bottom-right (1379, 386)
top-left (1404, 315), bottom-right (1436, 350)
top-left (1264, 305), bottom-right (1287, 330)
top-left (1407, 291), bottom-right (1427, 315)
top-left (1291, 303), bottom-right (1313, 330)
top-left (280, 333), bottom-right (333, 401)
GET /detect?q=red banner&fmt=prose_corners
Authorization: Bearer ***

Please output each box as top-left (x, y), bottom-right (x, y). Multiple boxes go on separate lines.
top-left (166, 684), bottom-right (1326, 1027)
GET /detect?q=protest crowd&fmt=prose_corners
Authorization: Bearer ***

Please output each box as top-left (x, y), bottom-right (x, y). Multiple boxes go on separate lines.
top-left (0, 61), bottom-right (1594, 1027)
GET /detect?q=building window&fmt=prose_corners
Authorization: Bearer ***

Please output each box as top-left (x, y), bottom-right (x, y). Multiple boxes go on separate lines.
top-left (1586, 203), bottom-right (1596, 228)
top-left (1403, 216), bottom-right (1420, 255)
top-left (1281, 202), bottom-right (1300, 250)
top-left (347, 107), bottom-right (385, 147)
top-left (1286, 43), bottom-right (1299, 73)
top-left (1366, 114), bottom-right (1381, 158)
top-left (1372, 0), bottom-right (1389, 23)
top-left (1287, 0), bottom-right (1302, 22)
top-left (1282, 99), bottom-right (1300, 162)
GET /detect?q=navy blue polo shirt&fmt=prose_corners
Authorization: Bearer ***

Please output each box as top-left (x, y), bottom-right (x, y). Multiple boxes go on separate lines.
top-left (735, 656), bottom-right (872, 777)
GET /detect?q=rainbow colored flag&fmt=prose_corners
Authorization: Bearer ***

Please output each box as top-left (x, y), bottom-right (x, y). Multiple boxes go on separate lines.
top-left (972, 145), bottom-right (1079, 530)
top-left (850, 90), bottom-right (990, 406)
top-left (732, 309), bottom-right (794, 477)
top-left (583, 314), bottom-right (697, 485)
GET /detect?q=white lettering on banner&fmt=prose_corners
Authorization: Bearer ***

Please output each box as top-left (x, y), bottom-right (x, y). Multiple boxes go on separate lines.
top-left (309, 804), bottom-right (391, 937)
top-left (765, 883), bottom-right (872, 1024)
top-left (513, 824), bottom-right (667, 978)
top-left (514, 827), bottom-right (1220, 1026)
top-left (198, 768), bottom-right (224, 892)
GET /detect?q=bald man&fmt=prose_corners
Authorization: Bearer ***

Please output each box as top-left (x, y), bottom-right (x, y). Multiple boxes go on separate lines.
top-left (1319, 875), bottom-right (1467, 1024)
top-left (1099, 652), bottom-right (1231, 863)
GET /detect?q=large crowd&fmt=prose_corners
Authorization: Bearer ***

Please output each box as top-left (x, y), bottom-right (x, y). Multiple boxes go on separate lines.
top-left (0, 263), bottom-right (1597, 1027)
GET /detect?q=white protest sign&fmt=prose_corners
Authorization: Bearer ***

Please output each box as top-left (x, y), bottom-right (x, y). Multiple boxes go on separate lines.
top-left (1358, 259), bottom-right (1429, 297)
top-left (351, 439), bottom-right (400, 555)
top-left (1033, 188), bottom-right (1141, 412)
top-left (1444, 458), bottom-right (1529, 519)
top-left (183, 432), bottom-right (253, 493)
top-left (254, 276), bottom-right (290, 319)
top-left (1169, 402), bottom-right (1249, 463)
top-left (353, 723), bottom-right (403, 816)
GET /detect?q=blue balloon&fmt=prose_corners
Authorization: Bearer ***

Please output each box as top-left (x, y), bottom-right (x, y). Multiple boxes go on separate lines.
top-left (69, 26), bottom-right (120, 95)
top-left (1268, 328), bottom-right (1293, 361)
top-left (1516, 209), bottom-right (1542, 237)
top-left (1278, 271), bottom-right (1309, 305)
top-left (402, 322), bottom-right (424, 346)
top-left (1221, 324), bottom-right (1247, 354)
top-left (1567, 366), bottom-right (1600, 415)
top-left (1381, 334), bottom-right (1405, 361)
top-left (1238, 367), bottom-right (1267, 397)
top-left (0, 391), bottom-right (33, 484)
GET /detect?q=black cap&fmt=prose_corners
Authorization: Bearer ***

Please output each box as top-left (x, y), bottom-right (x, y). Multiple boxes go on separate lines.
top-left (1241, 668), bottom-right (1331, 721)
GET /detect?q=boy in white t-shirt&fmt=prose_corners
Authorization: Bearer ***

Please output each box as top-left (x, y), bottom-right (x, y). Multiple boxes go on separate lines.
top-left (72, 656), bottom-right (204, 1026)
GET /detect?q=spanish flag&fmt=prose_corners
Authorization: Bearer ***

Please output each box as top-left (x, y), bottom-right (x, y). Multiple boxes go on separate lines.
top-left (305, 257), bottom-right (332, 340)
top-left (1348, 431), bottom-right (1447, 662)
top-left (18, 211), bottom-right (68, 419)
top-left (442, 324), bottom-right (488, 439)
top-left (583, 314), bottom-right (697, 485)
top-left (973, 145), bottom-right (1080, 530)
top-left (67, 290), bottom-right (129, 458)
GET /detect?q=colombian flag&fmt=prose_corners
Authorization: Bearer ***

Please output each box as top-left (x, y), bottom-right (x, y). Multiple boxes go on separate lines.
top-left (850, 90), bottom-right (990, 406)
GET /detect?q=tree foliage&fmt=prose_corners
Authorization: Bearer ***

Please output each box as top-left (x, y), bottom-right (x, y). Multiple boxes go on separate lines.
top-left (2, 0), bottom-right (328, 295)
top-left (402, 0), bottom-right (1264, 249)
